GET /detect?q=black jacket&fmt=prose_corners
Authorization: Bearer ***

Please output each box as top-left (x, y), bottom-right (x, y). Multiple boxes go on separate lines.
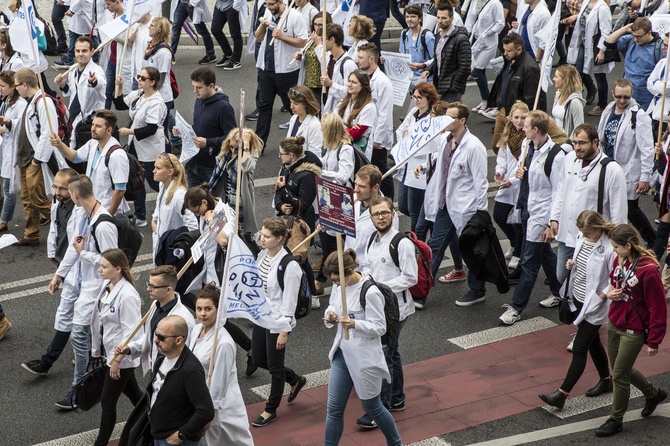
top-left (274, 155), bottom-right (322, 231)
top-left (428, 26), bottom-right (471, 96)
top-left (459, 210), bottom-right (509, 294)
top-left (191, 89), bottom-right (237, 168)
top-left (488, 50), bottom-right (544, 111)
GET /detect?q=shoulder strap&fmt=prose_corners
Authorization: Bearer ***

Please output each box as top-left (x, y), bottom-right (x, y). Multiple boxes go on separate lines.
top-left (655, 38), bottom-right (663, 64)
top-left (562, 98), bottom-right (574, 127)
top-left (420, 28), bottom-right (429, 58)
top-left (366, 231), bottom-right (377, 253)
top-left (91, 213), bottom-right (115, 254)
top-left (338, 55), bottom-right (353, 79)
top-left (104, 144), bottom-right (124, 168)
top-left (359, 278), bottom-right (375, 310)
top-left (277, 254), bottom-right (296, 291)
top-left (630, 109), bottom-right (638, 130)
top-left (597, 157), bottom-right (614, 214)
top-left (388, 232), bottom-right (404, 269)
top-left (544, 144), bottom-right (565, 178)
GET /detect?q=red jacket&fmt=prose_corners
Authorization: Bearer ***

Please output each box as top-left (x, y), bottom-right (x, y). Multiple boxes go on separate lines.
top-left (609, 256), bottom-right (667, 349)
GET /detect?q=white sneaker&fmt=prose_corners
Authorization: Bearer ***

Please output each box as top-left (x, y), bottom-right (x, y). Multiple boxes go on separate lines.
top-left (508, 256), bottom-right (520, 270)
top-left (311, 296), bottom-right (321, 310)
top-left (498, 304), bottom-right (521, 325)
top-left (504, 247), bottom-right (514, 260)
top-left (471, 100), bottom-right (488, 113)
top-left (135, 219), bottom-right (148, 228)
top-left (481, 107), bottom-right (499, 120)
top-left (539, 295), bottom-right (560, 308)
top-left (567, 332), bottom-right (577, 352)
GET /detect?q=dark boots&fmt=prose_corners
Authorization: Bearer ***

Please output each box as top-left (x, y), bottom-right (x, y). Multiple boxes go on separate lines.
top-left (538, 389), bottom-right (568, 410)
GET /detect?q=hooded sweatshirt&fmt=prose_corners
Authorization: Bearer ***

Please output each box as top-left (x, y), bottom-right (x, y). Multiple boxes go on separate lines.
top-left (191, 87), bottom-right (237, 168)
top-left (552, 91), bottom-right (586, 138)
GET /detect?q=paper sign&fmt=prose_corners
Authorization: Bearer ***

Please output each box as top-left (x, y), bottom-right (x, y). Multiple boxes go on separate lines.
top-left (316, 178), bottom-right (356, 237)
top-left (391, 115), bottom-right (453, 164)
top-left (381, 51), bottom-right (413, 107)
top-left (189, 206), bottom-right (232, 263)
top-left (175, 111), bottom-right (199, 165)
top-left (0, 234), bottom-right (19, 250)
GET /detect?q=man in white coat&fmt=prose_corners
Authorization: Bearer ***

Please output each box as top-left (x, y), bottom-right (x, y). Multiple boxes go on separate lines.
top-left (170, 0), bottom-right (216, 64)
top-left (596, 78), bottom-right (656, 248)
top-left (512, 0), bottom-right (551, 61)
top-left (498, 111), bottom-right (565, 325)
top-left (115, 265), bottom-right (196, 376)
top-left (548, 123), bottom-right (628, 285)
top-left (356, 196), bottom-right (418, 429)
top-left (54, 36), bottom-right (106, 150)
top-left (48, 174), bottom-right (118, 410)
top-left (318, 23), bottom-right (358, 114)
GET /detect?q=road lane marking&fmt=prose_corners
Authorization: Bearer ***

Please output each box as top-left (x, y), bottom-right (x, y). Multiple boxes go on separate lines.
top-left (447, 317), bottom-right (558, 350)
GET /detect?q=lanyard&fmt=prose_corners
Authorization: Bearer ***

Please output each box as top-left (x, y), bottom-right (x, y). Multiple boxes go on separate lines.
top-left (615, 256), bottom-right (640, 290)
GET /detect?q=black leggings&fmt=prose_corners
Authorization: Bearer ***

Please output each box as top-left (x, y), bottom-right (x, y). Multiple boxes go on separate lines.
top-left (94, 367), bottom-right (143, 446)
top-left (493, 201), bottom-right (523, 258)
top-left (224, 320), bottom-right (251, 351)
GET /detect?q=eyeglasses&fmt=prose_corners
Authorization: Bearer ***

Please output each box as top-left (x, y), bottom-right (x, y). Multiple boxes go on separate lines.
top-left (613, 95), bottom-right (631, 100)
top-left (288, 88), bottom-right (302, 98)
top-left (136, 75), bottom-right (149, 81)
top-left (52, 184), bottom-right (69, 192)
top-left (154, 332), bottom-right (181, 342)
top-left (573, 140), bottom-right (594, 146)
top-left (412, 95), bottom-right (423, 101)
top-left (146, 281), bottom-right (169, 290)
top-left (371, 210), bottom-right (392, 219)
top-left (632, 32), bottom-right (649, 40)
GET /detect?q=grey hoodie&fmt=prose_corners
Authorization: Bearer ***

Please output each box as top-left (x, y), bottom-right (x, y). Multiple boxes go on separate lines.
top-left (553, 91), bottom-right (586, 138)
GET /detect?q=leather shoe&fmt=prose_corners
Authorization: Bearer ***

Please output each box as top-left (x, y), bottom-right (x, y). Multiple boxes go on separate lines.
top-left (251, 412), bottom-right (277, 427)
top-left (507, 266), bottom-right (521, 285)
top-left (585, 377), bottom-right (613, 397)
top-left (641, 388), bottom-right (667, 417)
top-left (538, 389), bottom-right (567, 410)
top-left (595, 418), bottom-right (622, 437)
top-left (17, 237), bottom-right (40, 246)
top-left (0, 222), bottom-right (7, 233)
top-left (287, 375), bottom-right (307, 403)
top-left (586, 87), bottom-right (597, 105)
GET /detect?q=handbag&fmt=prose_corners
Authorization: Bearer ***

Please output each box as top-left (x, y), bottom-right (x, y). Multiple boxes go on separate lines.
top-left (593, 15), bottom-right (621, 65)
top-left (73, 357), bottom-right (108, 412)
top-left (558, 269), bottom-right (576, 325)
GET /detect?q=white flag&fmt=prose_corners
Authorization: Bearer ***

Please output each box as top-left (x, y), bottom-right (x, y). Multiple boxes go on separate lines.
top-left (539, 0), bottom-right (562, 92)
top-left (8, 0), bottom-right (42, 59)
top-left (98, 0), bottom-right (163, 44)
top-left (390, 115), bottom-right (453, 164)
top-left (220, 234), bottom-right (292, 333)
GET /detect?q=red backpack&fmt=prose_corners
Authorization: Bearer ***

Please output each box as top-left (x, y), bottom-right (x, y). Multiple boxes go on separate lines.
top-left (33, 93), bottom-right (72, 143)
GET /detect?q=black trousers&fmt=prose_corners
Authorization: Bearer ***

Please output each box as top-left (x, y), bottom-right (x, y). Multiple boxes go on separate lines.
top-left (41, 329), bottom-right (71, 368)
top-left (370, 147), bottom-right (395, 199)
top-left (94, 367), bottom-right (143, 446)
top-left (252, 325), bottom-right (299, 413)
top-left (492, 201), bottom-right (523, 258)
top-left (560, 315), bottom-right (610, 393)
top-left (256, 70), bottom-right (299, 146)
top-left (224, 320), bottom-right (251, 351)
top-left (628, 198), bottom-right (656, 246)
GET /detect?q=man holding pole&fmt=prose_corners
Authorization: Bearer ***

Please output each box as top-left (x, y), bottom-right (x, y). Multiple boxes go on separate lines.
top-left (318, 23), bottom-right (358, 114)
top-left (54, 0), bottom-right (101, 69)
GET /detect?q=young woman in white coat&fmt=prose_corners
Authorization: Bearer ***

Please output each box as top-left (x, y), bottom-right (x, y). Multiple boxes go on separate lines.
top-left (0, 30), bottom-right (25, 72)
top-left (338, 70), bottom-right (377, 155)
top-left (322, 249), bottom-right (402, 446)
top-left (90, 249), bottom-right (144, 446)
top-left (552, 65), bottom-right (586, 137)
top-left (151, 153), bottom-right (198, 260)
top-left (187, 285), bottom-right (254, 446)
top-left (0, 70), bottom-right (26, 232)
top-left (538, 211), bottom-right (615, 410)
top-left (295, 12), bottom-right (332, 105)
top-left (284, 86), bottom-right (323, 154)
top-left (251, 217), bottom-right (307, 427)
top-left (119, 67), bottom-right (168, 227)
top-left (565, 0), bottom-right (614, 115)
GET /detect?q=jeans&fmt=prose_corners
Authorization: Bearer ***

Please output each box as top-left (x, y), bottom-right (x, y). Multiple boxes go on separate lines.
top-left (171, 3), bottom-right (215, 56)
top-left (63, 31), bottom-right (82, 64)
top-left (324, 349), bottom-right (402, 446)
top-left (211, 7), bottom-right (243, 63)
top-left (556, 242), bottom-right (575, 285)
top-left (493, 201), bottom-right (523, 258)
top-left (511, 240), bottom-right (561, 313)
top-left (471, 68), bottom-right (489, 101)
top-left (316, 232), bottom-right (338, 282)
top-left (71, 323), bottom-right (91, 387)
top-left (371, 147), bottom-right (394, 199)
top-left (20, 163), bottom-right (51, 241)
top-left (185, 162), bottom-right (215, 188)
top-left (607, 324), bottom-right (657, 421)
top-left (256, 70), bottom-right (298, 146)
top-left (560, 318), bottom-right (610, 393)
top-left (1, 177), bottom-right (16, 223)
top-left (389, 0), bottom-right (407, 28)
top-left (41, 330), bottom-right (71, 369)
top-left (415, 205), bottom-right (433, 241)
top-left (556, 24), bottom-right (568, 62)
top-left (575, 45), bottom-right (608, 108)
top-left (628, 198), bottom-right (656, 247)
top-left (429, 207), bottom-right (463, 278)
top-left (51, 2), bottom-right (69, 53)
top-left (104, 60), bottom-right (116, 110)
top-left (94, 367), bottom-right (143, 446)
top-left (134, 161), bottom-right (161, 221)
top-left (397, 183), bottom-right (425, 232)
top-left (381, 318), bottom-right (407, 408)
top-left (251, 325), bottom-right (299, 413)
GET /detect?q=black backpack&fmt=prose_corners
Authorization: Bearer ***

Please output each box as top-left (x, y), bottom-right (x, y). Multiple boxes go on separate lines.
top-left (336, 143), bottom-right (370, 185)
top-left (91, 213), bottom-right (143, 266)
top-left (360, 277), bottom-right (400, 346)
top-left (104, 145), bottom-right (145, 202)
top-left (277, 254), bottom-right (312, 319)
top-left (543, 144), bottom-right (566, 178)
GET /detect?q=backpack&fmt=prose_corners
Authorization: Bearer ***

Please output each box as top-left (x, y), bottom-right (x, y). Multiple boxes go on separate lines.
top-left (149, 44), bottom-right (179, 99)
top-left (34, 93), bottom-right (72, 143)
top-left (401, 28), bottom-right (430, 59)
top-left (277, 254), bottom-right (312, 319)
top-left (366, 230), bottom-right (434, 300)
top-left (336, 143), bottom-right (370, 184)
top-left (42, 21), bottom-right (59, 56)
top-left (360, 278), bottom-right (400, 346)
top-left (626, 36), bottom-right (663, 65)
top-left (597, 157), bottom-right (615, 214)
top-left (91, 213), bottom-right (143, 266)
top-left (279, 215), bottom-right (311, 263)
top-left (543, 144), bottom-right (566, 178)
top-left (104, 144), bottom-right (145, 202)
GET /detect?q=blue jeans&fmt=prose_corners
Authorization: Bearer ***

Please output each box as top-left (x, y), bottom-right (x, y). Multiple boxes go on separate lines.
top-left (154, 440), bottom-right (199, 446)
top-left (51, 2), bottom-right (69, 53)
top-left (575, 45), bottom-right (608, 108)
top-left (429, 207), bottom-right (464, 278)
top-left (556, 242), bottom-right (575, 285)
top-left (471, 68), bottom-right (489, 101)
top-left (381, 318), bottom-right (407, 407)
top-left (415, 205), bottom-right (432, 241)
top-left (134, 161), bottom-right (161, 221)
top-left (511, 240), bottom-right (561, 313)
top-left (1, 177), bottom-right (16, 222)
top-left (63, 30), bottom-right (81, 64)
top-left (467, 268), bottom-right (487, 297)
top-left (104, 60), bottom-right (116, 110)
top-left (185, 162), bottom-right (215, 188)
top-left (71, 323), bottom-right (91, 387)
top-left (324, 349), bottom-right (402, 446)
top-left (171, 2), bottom-right (215, 56)
top-left (398, 183), bottom-right (425, 232)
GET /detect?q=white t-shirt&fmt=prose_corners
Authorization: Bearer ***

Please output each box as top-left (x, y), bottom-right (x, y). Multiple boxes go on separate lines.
top-left (150, 356), bottom-right (178, 408)
top-left (552, 102), bottom-right (565, 131)
top-left (142, 47), bottom-right (174, 103)
top-left (126, 91), bottom-right (168, 162)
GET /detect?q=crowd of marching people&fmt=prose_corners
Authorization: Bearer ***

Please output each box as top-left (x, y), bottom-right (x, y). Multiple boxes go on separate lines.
top-left (0, 0), bottom-right (670, 444)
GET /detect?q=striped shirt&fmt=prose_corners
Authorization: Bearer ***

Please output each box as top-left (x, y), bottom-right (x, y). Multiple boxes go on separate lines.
top-left (572, 240), bottom-right (596, 303)
top-left (259, 255), bottom-right (273, 296)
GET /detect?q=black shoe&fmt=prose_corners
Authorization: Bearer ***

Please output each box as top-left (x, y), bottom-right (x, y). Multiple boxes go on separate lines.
top-left (281, 106), bottom-right (289, 113)
top-left (40, 216), bottom-right (49, 226)
top-left (245, 354), bottom-right (258, 377)
top-left (55, 389), bottom-right (77, 410)
top-left (507, 267), bottom-right (521, 285)
top-left (287, 375), bottom-right (307, 403)
top-left (538, 389), bottom-right (567, 410)
top-left (198, 54), bottom-right (217, 65)
top-left (21, 359), bottom-right (49, 376)
top-left (245, 110), bottom-right (260, 121)
top-left (389, 400), bottom-right (406, 412)
top-left (595, 418), bottom-right (623, 437)
top-left (251, 412), bottom-right (277, 427)
top-left (586, 87), bottom-right (597, 105)
top-left (641, 388), bottom-right (667, 417)
top-left (216, 56), bottom-right (231, 67)
top-left (356, 414), bottom-right (378, 429)
top-left (585, 377), bottom-right (613, 397)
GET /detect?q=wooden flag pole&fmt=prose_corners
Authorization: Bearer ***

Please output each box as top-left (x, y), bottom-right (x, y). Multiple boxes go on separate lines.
top-left (269, 0), bottom-right (296, 46)
top-left (290, 228), bottom-right (319, 254)
top-left (289, 37), bottom-right (313, 65)
top-left (321, 0), bottom-right (327, 96)
top-left (335, 233), bottom-right (349, 340)
top-left (115, 0), bottom-right (137, 98)
top-left (657, 82), bottom-right (668, 160)
top-left (519, 138), bottom-right (530, 169)
top-left (533, 60), bottom-right (548, 111)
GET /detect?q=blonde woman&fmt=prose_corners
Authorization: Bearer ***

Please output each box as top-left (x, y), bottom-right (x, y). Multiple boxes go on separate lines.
top-left (346, 14), bottom-right (375, 59)
top-left (552, 65), bottom-right (585, 136)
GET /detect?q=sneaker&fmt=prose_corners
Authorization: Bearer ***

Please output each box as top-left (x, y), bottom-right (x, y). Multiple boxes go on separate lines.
top-left (438, 269), bottom-right (466, 283)
top-left (508, 256), bottom-right (520, 270)
top-left (356, 414), bottom-right (378, 429)
top-left (414, 298), bottom-right (426, 309)
top-left (498, 304), bottom-right (521, 325)
top-left (198, 54), bottom-right (217, 65)
top-left (216, 56), bottom-right (231, 67)
top-left (504, 247), bottom-right (514, 260)
top-left (587, 106), bottom-right (604, 116)
top-left (278, 122), bottom-right (290, 130)
top-left (311, 296), bottom-right (321, 309)
top-left (52, 59), bottom-right (72, 70)
top-left (481, 107), bottom-right (499, 120)
top-left (389, 400), bottom-right (406, 412)
top-left (135, 219), bottom-right (147, 228)
top-left (539, 295), bottom-right (560, 308)
top-left (21, 359), bottom-right (49, 376)
top-left (471, 100), bottom-right (488, 113)
top-left (641, 388), bottom-right (667, 417)
top-left (245, 354), bottom-right (258, 377)
top-left (0, 316), bottom-right (12, 341)
top-left (172, 55), bottom-right (176, 65)
top-left (566, 332), bottom-right (577, 352)
top-left (224, 60), bottom-right (241, 71)
top-left (281, 106), bottom-right (289, 113)
top-left (245, 110), bottom-right (260, 121)
top-left (594, 418), bottom-right (623, 437)
top-left (455, 291), bottom-right (486, 307)
top-left (55, 389), bottom-right (77, 410)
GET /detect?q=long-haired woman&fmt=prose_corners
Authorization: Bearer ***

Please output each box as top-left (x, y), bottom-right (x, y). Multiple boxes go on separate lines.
top-left (552, 64), bottom-right (585, 136)
top-left (295, 12), bottom-right (332, 105)
top-left (0, 29), bottom-right (25, 72)
top-left (285, 85), bottom-right (323, 154)
top-left (337, 70), bottom-right (376, 154)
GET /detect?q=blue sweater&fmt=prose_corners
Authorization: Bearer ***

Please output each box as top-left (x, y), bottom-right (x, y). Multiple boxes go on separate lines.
top-left (191, 89), bottom-right (236, 168)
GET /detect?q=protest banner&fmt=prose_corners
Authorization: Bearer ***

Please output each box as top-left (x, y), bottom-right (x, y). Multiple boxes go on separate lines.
top-left (316, 178), bottom-right (356, 237)
top-left (381, 51), bottom-right (413, 107)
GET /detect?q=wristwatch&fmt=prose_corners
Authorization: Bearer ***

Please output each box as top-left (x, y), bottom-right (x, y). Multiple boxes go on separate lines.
top-left (177, 431), bottom-right (186, 442)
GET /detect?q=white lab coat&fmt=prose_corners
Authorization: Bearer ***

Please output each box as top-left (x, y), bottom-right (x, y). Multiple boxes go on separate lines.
top-left (324, 277), bottom-right (390, 400)
top-left (91, 278), bottom-right (143, 368)
top-left (515, 0), bottom-right (551, 57)
top-left (56, 207), bottom-right (118, 326)
top-left (522, 138), bottom-right (565, 242)
top-left (127, 293), bottom-right (195, 376)
top-left (493, 144), bottom-right (521, 206)
top-left (286, 114), bottom-right (323, 155)
top-left (320, 143), bottom-right (355, 186)
top-left (596, 99), bottom-right (654, 199)
top-left (188, 325), bottom-right (254, 446)
top-left (130, 18), bottom-right (152, 80)
top-left (152, 184), bottom-right (199, 260)
top-left (124, 90), bottom-right (167, 162)
top-left (0, 96), bottom-right (27, 194)
top-left (256, 247), bottom-right (301, 333)
top-left (344, 197), bottom-right (399, 265)
top-left (361, 228), bottom-right (418, 321)
top-left (69, 0), bottom-right (97, 35)
top-left (395, 108), bottom-right (431, 190)
top-left (468, 0), bottom-right (505, 70)
top-left (170, 0), bottom-right (212, 24)
top-left (550, 151), bottom-right (628, 248)
top-left (1, 52), bottom-right (24, 72)
top-left (369, 68), bottom-right (394, 149)
top-left (562, 232), bottom-right (614, 326)
top-left (255, 7), bottom-right (308, 74)
top-left (75, 137), bottom-right (130, 214)
top-left (566, 0), bottom-right (615, 75)
top-left (647, 57), bottom-right (670, 121)
top-left (61, 59), bottom-right (106, 148)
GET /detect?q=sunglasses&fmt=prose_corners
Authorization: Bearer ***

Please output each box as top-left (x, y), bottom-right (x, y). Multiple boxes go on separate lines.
top-left (136, 75), bottom-right (149, 81)
top-left (613, 95), bottom-right (631, 100)
top-left (288, 88), bottom-right (302, 98)
top-left (159, 152), bottom-right (175, 169)
top-left (154, 332), bottom-right (180, 342)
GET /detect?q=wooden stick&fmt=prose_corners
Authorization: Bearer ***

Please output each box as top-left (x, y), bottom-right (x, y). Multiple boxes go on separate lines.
top-left (269, 0), bottom-right (296, 46)
top-left (382, 128), bottom-right (446, 180)
top-left (290, 228), bottom-right (319, 254)
top-left (234, 90), bottom-right (245, 231)
top-left (321, 0), bottom-right (327, 95)
top-left (519, 139), bottom-right (530, 169)
top-left (335, 233), bottom-right (349, 340)
top-left (115, 0), bottom-right (136, 98)
top-left (533, 59), bottom-right (547, 111)
top-left (289, 38), bottom-right (313, 65)
top-left (657, 82), bottom-right (668, 159)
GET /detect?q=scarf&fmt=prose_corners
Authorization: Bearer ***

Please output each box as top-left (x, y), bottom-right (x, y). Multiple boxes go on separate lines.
top-left (506, 126), bottom-right (525, 159)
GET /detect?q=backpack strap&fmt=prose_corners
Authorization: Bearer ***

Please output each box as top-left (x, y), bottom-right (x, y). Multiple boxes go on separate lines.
top-left (655, 37), bottom-right (663, 64)
top-left (420, 28), bottom-right (429, 59)
top-left (597, 157), bottom-right (614, 215)
top-left (544, 144), bottom-right (565, 178)
top-left (359, 278), bottom-right (375, 311)
top-left (366, 231), bottom-right (377, 253)
top-left (104, 144), bottom-right (125, 191)
top-left (388, 232), bottom-right (404, 269)
top-left (90, 213), bottom-right (115, 255)
top-left (630, 109), bottom-right (638, 130)
top-left (277, 254), bottom-right (298, 291)
top-left (338, 55), bottom-right (353, 79)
